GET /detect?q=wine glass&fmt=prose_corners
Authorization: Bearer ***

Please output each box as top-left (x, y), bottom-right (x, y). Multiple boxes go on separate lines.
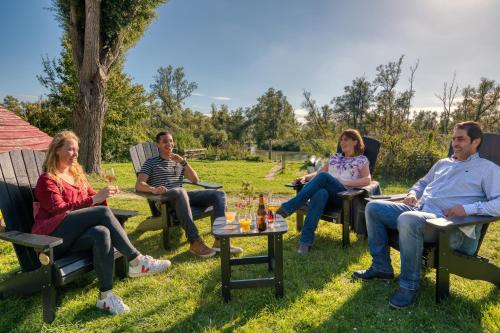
top-left (266, 194), bottom-right (281, 223)
top-left (103, 168), bottom-right (117, 185)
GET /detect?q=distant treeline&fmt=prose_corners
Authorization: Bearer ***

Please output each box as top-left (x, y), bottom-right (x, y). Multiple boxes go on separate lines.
top-left (3, 50), bottom-right (499, 181)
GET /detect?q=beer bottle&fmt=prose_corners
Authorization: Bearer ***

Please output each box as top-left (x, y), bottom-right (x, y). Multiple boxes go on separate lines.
top-left (257, 194), bottom-right (267, 231)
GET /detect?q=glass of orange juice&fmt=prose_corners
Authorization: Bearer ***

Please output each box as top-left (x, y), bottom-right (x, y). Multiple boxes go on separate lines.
top-left (239, 214), bottom-right (251, 232)
top-left (225, 205), bottom-right (237, 224)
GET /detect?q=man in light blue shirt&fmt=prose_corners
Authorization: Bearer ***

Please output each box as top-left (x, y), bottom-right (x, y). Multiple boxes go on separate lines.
top-left (352, 121), bottom-right (500, 309)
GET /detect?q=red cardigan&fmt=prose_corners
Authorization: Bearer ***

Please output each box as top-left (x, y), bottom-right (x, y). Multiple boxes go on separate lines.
top-left (33, 173), bottom-right (99, 235)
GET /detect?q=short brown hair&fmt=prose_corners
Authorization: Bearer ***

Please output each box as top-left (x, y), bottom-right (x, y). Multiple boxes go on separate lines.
top-left (340, 129), bottom-right (365, 155)
top-left (454, 121), bottom-right (483, 148)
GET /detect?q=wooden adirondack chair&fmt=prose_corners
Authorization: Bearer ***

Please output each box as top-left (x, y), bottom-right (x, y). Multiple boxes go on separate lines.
top-left (286, 137), bottom-right (382, 248)
top-left (129, 142), bottom-right (222, 249)
top-left (0, 149), bottom-right (137, 323)
top-left (381, 132), bottom-right (500, 303)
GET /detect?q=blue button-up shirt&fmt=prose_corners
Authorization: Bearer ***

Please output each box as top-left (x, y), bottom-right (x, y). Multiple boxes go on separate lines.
top-left (409, 153), bottom-right (500, 236)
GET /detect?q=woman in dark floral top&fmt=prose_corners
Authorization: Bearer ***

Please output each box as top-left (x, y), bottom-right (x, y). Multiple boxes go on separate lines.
top-left (277, 129), bottom-right (371, 254)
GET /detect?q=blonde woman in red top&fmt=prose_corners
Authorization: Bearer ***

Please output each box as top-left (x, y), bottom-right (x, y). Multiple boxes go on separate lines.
top-left (33, 131), bottom-right (170, 315)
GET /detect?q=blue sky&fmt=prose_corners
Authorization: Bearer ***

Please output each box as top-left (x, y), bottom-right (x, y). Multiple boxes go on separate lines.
top-left (1, 0), bottom-right (499, 120)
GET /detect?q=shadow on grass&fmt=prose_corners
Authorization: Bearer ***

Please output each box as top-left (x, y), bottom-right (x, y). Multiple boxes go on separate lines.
top-left (310, 277), bottom-right (499, 333)
top-left (132, 231), bottom-right (367, 332)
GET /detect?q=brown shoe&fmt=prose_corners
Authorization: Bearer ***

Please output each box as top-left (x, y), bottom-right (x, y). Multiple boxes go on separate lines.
top-left (189, 240), bottom-right (216, 258)
top-left (212, 239), bottom-right (243, 254)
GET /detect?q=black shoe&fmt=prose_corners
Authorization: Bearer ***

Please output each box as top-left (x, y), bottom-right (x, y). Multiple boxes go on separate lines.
top-left (297, 244), bottom-right (310, 255)
top-left (352, 267), bottom-right (395, 281)
top-left (275, 207), bottom-right (290, 218)
top-left (389, 287), bottom-right (417, 309)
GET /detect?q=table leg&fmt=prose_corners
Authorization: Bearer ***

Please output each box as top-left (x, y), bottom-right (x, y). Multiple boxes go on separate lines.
top-left (275, 233), bottom-right (284, 298)
top-left (268, 234), bottom-right (275, 272)
top-left (221, 237), bottom-right (231, 302)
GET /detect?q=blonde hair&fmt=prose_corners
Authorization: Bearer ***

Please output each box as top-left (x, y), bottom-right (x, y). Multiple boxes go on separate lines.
top-left (43, 130), bottom-right (88, 190)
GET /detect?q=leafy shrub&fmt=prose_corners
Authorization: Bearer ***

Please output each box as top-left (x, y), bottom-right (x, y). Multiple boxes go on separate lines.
top-left (375, 131), bottom-right (448, 181)
top-left (259, 139), bottom-right (301, 152)
top-left (299, 139), bottom-right (337, 158)
top-left (203, 143), bottom-right (263, 161)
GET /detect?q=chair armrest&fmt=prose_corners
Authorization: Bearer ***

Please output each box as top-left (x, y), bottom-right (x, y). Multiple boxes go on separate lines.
top-left (0, 231), bottom-right (62, 251)
top-left (338, 189), bottom-right (365, 199)
top-left (133, 190), bottom-right (163, 202)
top-left (285, 181), bottom-right (303, 189)
top-left (426, 215), bottom-right (499, 229)
top-left (365, 193), bottom-right (407, 202)
top-left (183, 179), bottom-right (222, 189)
top-left (111, 208), bottom-right (138, 224)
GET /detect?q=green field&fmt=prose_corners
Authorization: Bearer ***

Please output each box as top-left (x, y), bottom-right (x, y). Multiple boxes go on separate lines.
top-left (0, 161), bottom-right (498, 332)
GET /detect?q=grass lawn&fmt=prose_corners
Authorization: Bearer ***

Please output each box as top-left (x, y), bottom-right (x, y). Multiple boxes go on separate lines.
top-left (0, 161), bottom-right (498, 332)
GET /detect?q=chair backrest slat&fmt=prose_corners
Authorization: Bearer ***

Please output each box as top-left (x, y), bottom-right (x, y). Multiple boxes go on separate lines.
top-left (33, 150), bottom-right (46, 174)
top-left (129, 145), bottom-right (141, 174)
top-left (22, 150), bottom-right (41, 189)
top-left (136, 144), bottom-right (146, 171)
top-left (143, 142), bottom-right (153, 160)
top-left (149, 142), bottom-right (159, 157)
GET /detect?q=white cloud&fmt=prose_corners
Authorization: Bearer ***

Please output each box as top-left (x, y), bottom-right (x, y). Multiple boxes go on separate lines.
top-left (294, 108), bottom-right (308, 124)
top-left (192, 92), bottom-right (205, 97)
top-left (210, 96), bottom-right (232, 101)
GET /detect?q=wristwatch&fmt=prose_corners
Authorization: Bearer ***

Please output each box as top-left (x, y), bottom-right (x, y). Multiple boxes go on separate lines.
top-left (180, 159), bottom-right (188, 166)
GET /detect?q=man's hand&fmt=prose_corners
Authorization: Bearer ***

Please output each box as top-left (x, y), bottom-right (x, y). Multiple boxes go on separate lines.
top-left (444, 205), bottom-right (466, 218)
top-left (169, 153), bottom-right (184, 163)
top-left (403, 193), bottom-right (418, 206)
top-left (151, 186), bottom-right (168, 195)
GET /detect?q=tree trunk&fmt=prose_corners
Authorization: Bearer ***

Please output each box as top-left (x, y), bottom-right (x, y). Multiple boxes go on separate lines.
top-left (70, 0), bottom-right (108, 174)
top-left (268, 139), bottom-right (272, 160)
top-left (74, 74), bottom-right (107, 173)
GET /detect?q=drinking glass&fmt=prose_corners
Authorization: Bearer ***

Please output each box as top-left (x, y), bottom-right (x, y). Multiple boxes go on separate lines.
top-left (239, 213), bottom-right (251, 232)
top-left (225, 205), bottom-right (237, 224)
top-left (103, 168), bottom-right (117, 185)
top-left (266, 194), bottom-right (281, 223)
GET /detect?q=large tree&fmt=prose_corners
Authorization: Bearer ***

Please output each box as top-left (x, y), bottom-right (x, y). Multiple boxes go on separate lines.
top-left (150, 65), bottom-right (198, 117)
top-left (332, 77), bottom-right (374, 133)
top-left (251, 88), bottom-right (297, 157)
top-left (52, 0), bottom-right (165, 172)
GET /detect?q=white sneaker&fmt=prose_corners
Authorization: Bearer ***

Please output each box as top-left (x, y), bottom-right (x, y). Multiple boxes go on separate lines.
top-left (96, 292), bottom-right (130, 315)
top-left (128, 255), bottom-right (171, 278)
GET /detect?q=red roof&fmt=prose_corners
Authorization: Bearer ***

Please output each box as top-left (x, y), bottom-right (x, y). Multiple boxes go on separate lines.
top-left (0, 105), bottom-right (52, 153)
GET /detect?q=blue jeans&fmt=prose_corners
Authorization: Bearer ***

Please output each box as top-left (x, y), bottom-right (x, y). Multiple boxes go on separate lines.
top-left (365, 200), bottom-right (481, 290)
top-left (281, 173), bottom-right (346, 246)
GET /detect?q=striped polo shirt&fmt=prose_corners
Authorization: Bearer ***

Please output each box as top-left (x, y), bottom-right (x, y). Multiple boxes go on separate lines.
top-left (139, 156), bottom-right (185, 189)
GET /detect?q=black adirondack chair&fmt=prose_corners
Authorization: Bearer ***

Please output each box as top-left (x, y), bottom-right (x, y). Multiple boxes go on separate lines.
top-left (0, 149), bottom-right (137, 323)
top-left (129, 142), bottom-right (222, 249)
top-left (286, 137), bottom-right (382, 248)
top-left (381, 132), bottom-right (500, 303)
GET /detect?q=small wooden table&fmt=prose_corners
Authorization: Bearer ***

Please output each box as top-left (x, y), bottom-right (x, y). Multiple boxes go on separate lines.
top-left (212, 216), bottom-right (288, 302)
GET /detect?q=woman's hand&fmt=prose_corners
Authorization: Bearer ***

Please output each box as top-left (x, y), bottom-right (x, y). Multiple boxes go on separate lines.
top-left (294, 176), bottom-right (306, 184)
top-left (92, 185), bottom-right (119, 204)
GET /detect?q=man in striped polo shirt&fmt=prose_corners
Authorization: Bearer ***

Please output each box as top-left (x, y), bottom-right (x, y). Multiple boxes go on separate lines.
top-left (135, 131), bottom-right (242, 258)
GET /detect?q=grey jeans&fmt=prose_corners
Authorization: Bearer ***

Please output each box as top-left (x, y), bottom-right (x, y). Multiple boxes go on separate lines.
top-left (51, 206), bottom-right (140, 292)
top-left (157, 188), bottom-right (226, 243)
